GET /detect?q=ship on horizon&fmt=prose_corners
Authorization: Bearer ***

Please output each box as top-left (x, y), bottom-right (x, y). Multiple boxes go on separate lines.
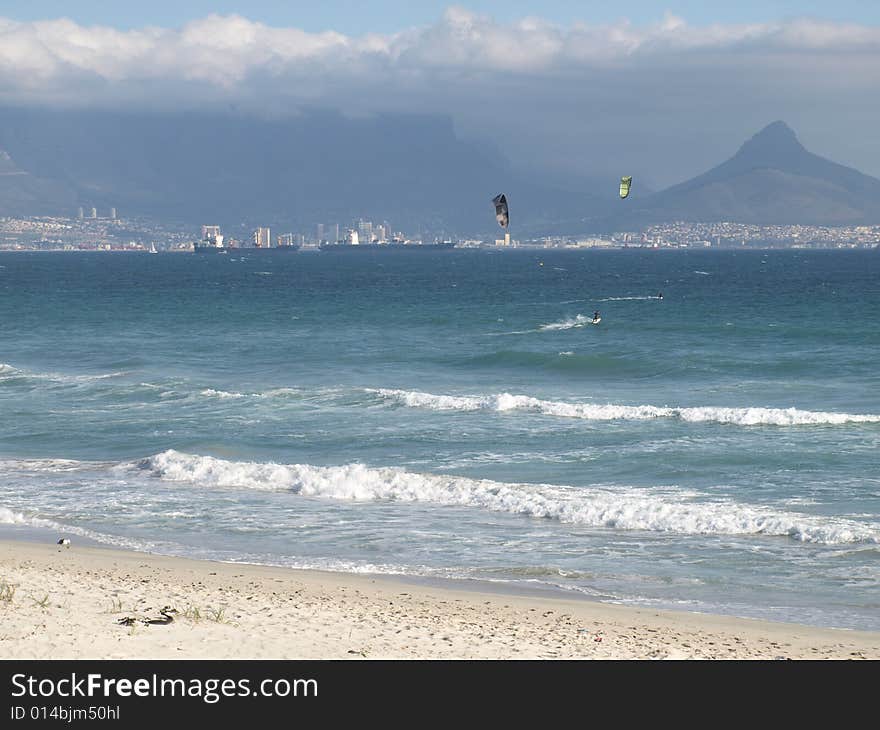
top-left (319, 228), bottom-right (455, 251)
top-left (193, 225), bottom-right (300, 253)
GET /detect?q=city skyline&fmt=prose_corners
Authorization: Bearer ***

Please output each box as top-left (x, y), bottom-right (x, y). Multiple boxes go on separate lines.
top-left (3, 209), bottom-right (879, 252)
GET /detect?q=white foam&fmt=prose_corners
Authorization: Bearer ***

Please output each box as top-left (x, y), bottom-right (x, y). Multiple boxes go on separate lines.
top-left (198, 386), bottom-right (321, 401)
top-left (134, 450), bottom-right (880, 545)
top-left (373, 389), bottom-right (880, 427)
top-left (200, 388), bottom-right (247, 399)
top-left (0, 458), bottom-right (89, 473)
top-left (0, 506), bottom-right (63, 532)
top-left (373, 388), bottom-right (490, 411)
top-left (596, 296), bottom-right (655, 301)
top-left (0, 362), bottom-right (126, 384)
top-left (261, 387), bottom-right (306, 398)
top-left (539, 314), bottom-right (591, 331)
top-left (676, 406), bottom-right (880, 426)
top-left (0, 507), bottom-right (32, 525)
top-left (0, 502), bottom-right (181, 553)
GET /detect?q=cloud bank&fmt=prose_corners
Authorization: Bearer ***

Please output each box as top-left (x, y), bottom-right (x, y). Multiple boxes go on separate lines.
top-left (1, 7), bottom-right (879, 186)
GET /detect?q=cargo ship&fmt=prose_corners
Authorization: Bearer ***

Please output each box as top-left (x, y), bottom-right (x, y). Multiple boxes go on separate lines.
top-left (193, 227), bottom-right (300, 253)
top-left (319, 230), bottom-right (455, 251)
top-left (193, 242), bottom-right (301, 253)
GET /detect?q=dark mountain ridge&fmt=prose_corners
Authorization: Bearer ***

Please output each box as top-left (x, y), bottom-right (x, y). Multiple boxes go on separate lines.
top-left (1, 111), bottom-right (878, 233)
top-left (0, 106), bottom-right (595, 235)
top-left (608, 121), bottom-right (880, 228)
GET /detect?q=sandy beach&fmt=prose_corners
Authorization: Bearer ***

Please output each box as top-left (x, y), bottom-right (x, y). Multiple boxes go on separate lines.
top-left (0, 538), bottom-right (877, 660)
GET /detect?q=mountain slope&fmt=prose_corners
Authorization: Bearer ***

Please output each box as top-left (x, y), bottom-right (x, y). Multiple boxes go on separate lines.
top-left (628, 121), bottom-right (880, 225)
top-left (0, 106), bottom-right (598, 234)
top-left (0, 148), bottom-right (78, 215)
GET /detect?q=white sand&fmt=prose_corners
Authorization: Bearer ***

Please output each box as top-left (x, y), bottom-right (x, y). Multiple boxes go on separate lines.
top-left (1, 539), bottom-right (877, 659)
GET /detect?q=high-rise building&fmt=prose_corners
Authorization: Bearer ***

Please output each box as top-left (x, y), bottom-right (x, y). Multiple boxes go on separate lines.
top-left (77, 207), bottom-right (84, 219)
top-left (316, 223), bottom-right (324, 244)
top-left (90, 207), bottom-right (97, 219)
top-left (110, 208), bottom-right (117, 220)
top-left (254, 227), bottom-right (271, 248)
top-left (330, 223), bottom-right (339, 243)
top-left (277, 233), bottom-right (294, 247)
top-left (358, 220), bottom-right (373, 244)
top-left (200, 225), bottom-right (224, 247)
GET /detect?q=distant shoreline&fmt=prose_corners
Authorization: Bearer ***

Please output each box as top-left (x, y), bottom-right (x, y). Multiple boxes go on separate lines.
top-left (1, 244), bottom-right (877, 253)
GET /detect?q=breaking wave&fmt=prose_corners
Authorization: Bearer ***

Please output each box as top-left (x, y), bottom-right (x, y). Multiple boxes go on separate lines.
top-left (373, 388), bottom-right (880, 426)
top-left (0, 362), bottom-right (127, 384)
top-left (0, 458), bottom-right (93, 473)
top-left (0, 507), bottom-right (45, 526)
top-left (132, 450), bottom-right (879, 545)
top-left (199, 388), bottom-right (247, 399)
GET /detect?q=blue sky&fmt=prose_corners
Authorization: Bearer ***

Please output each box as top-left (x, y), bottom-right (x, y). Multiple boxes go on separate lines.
top-left (2, 0), bottom-right (879, 33)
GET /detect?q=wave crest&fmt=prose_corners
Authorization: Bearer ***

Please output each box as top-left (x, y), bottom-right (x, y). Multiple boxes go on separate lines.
top-left (133, 450), bottom-right (879, 545)
top-left (374, 389), bottom-right (880, 426)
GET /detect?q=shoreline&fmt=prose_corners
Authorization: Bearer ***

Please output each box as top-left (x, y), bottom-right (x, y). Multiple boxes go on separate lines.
top-left (1, 536), bottom-right (878, 659)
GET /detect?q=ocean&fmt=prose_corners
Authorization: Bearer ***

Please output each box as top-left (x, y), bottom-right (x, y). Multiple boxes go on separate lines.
top-left (0, 248), bottom-right (878, 630)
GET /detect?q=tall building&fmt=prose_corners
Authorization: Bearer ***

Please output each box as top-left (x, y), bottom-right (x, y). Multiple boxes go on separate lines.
top-left (277, 233), bottom-right (294, 247)
top-left (200, 225), bottom-right (223, 247)
top-left (357, 220), bottom-right (373, 244)
top-left (110, 208), bottom-right (117, 220)
top-left (330, 223), bottom-right (339, 243)
top-left (253, 227), bottom-right (271, 248)
top-left (77, 207), bottom-right (84, 220)
top-left (316, 223), bottom-right (324, 244)
top-left (90, 207), bottom-right (97, 219)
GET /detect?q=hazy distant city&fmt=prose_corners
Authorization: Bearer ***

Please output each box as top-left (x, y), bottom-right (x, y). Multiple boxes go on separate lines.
top-left (2, 211), bottom-right (878, 253)
top-left (3, 117), bottom-right (880, 251)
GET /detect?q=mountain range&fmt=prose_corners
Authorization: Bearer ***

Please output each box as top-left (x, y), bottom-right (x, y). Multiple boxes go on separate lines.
top-left (0, 106), bottom-right (593, 235)
top-left (0, 107), bottom-right (878, 234)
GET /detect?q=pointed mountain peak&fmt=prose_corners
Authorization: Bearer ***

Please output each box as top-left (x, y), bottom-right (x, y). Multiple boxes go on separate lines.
top-left (753, 120), bottom-right (798, 142)
top-left (734, 121), bottom-right (806, 164)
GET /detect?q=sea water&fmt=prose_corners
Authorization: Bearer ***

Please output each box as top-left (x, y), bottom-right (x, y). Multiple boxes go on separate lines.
top-left (0, 248), bottom-right (878, 629)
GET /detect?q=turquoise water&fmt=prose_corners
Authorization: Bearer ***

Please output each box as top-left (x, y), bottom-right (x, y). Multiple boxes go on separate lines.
top-left (1, 249), bottom-right (878, 629)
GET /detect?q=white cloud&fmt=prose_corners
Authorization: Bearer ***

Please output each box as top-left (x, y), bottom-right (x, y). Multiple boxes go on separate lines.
top-left (0, 7), bottom-right (878, 185)
top-left (1, 8), bottom-right (877, 89)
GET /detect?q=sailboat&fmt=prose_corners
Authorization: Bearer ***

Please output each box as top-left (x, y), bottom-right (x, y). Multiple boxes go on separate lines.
top-left (149, 243), bottom-right (158, 254)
